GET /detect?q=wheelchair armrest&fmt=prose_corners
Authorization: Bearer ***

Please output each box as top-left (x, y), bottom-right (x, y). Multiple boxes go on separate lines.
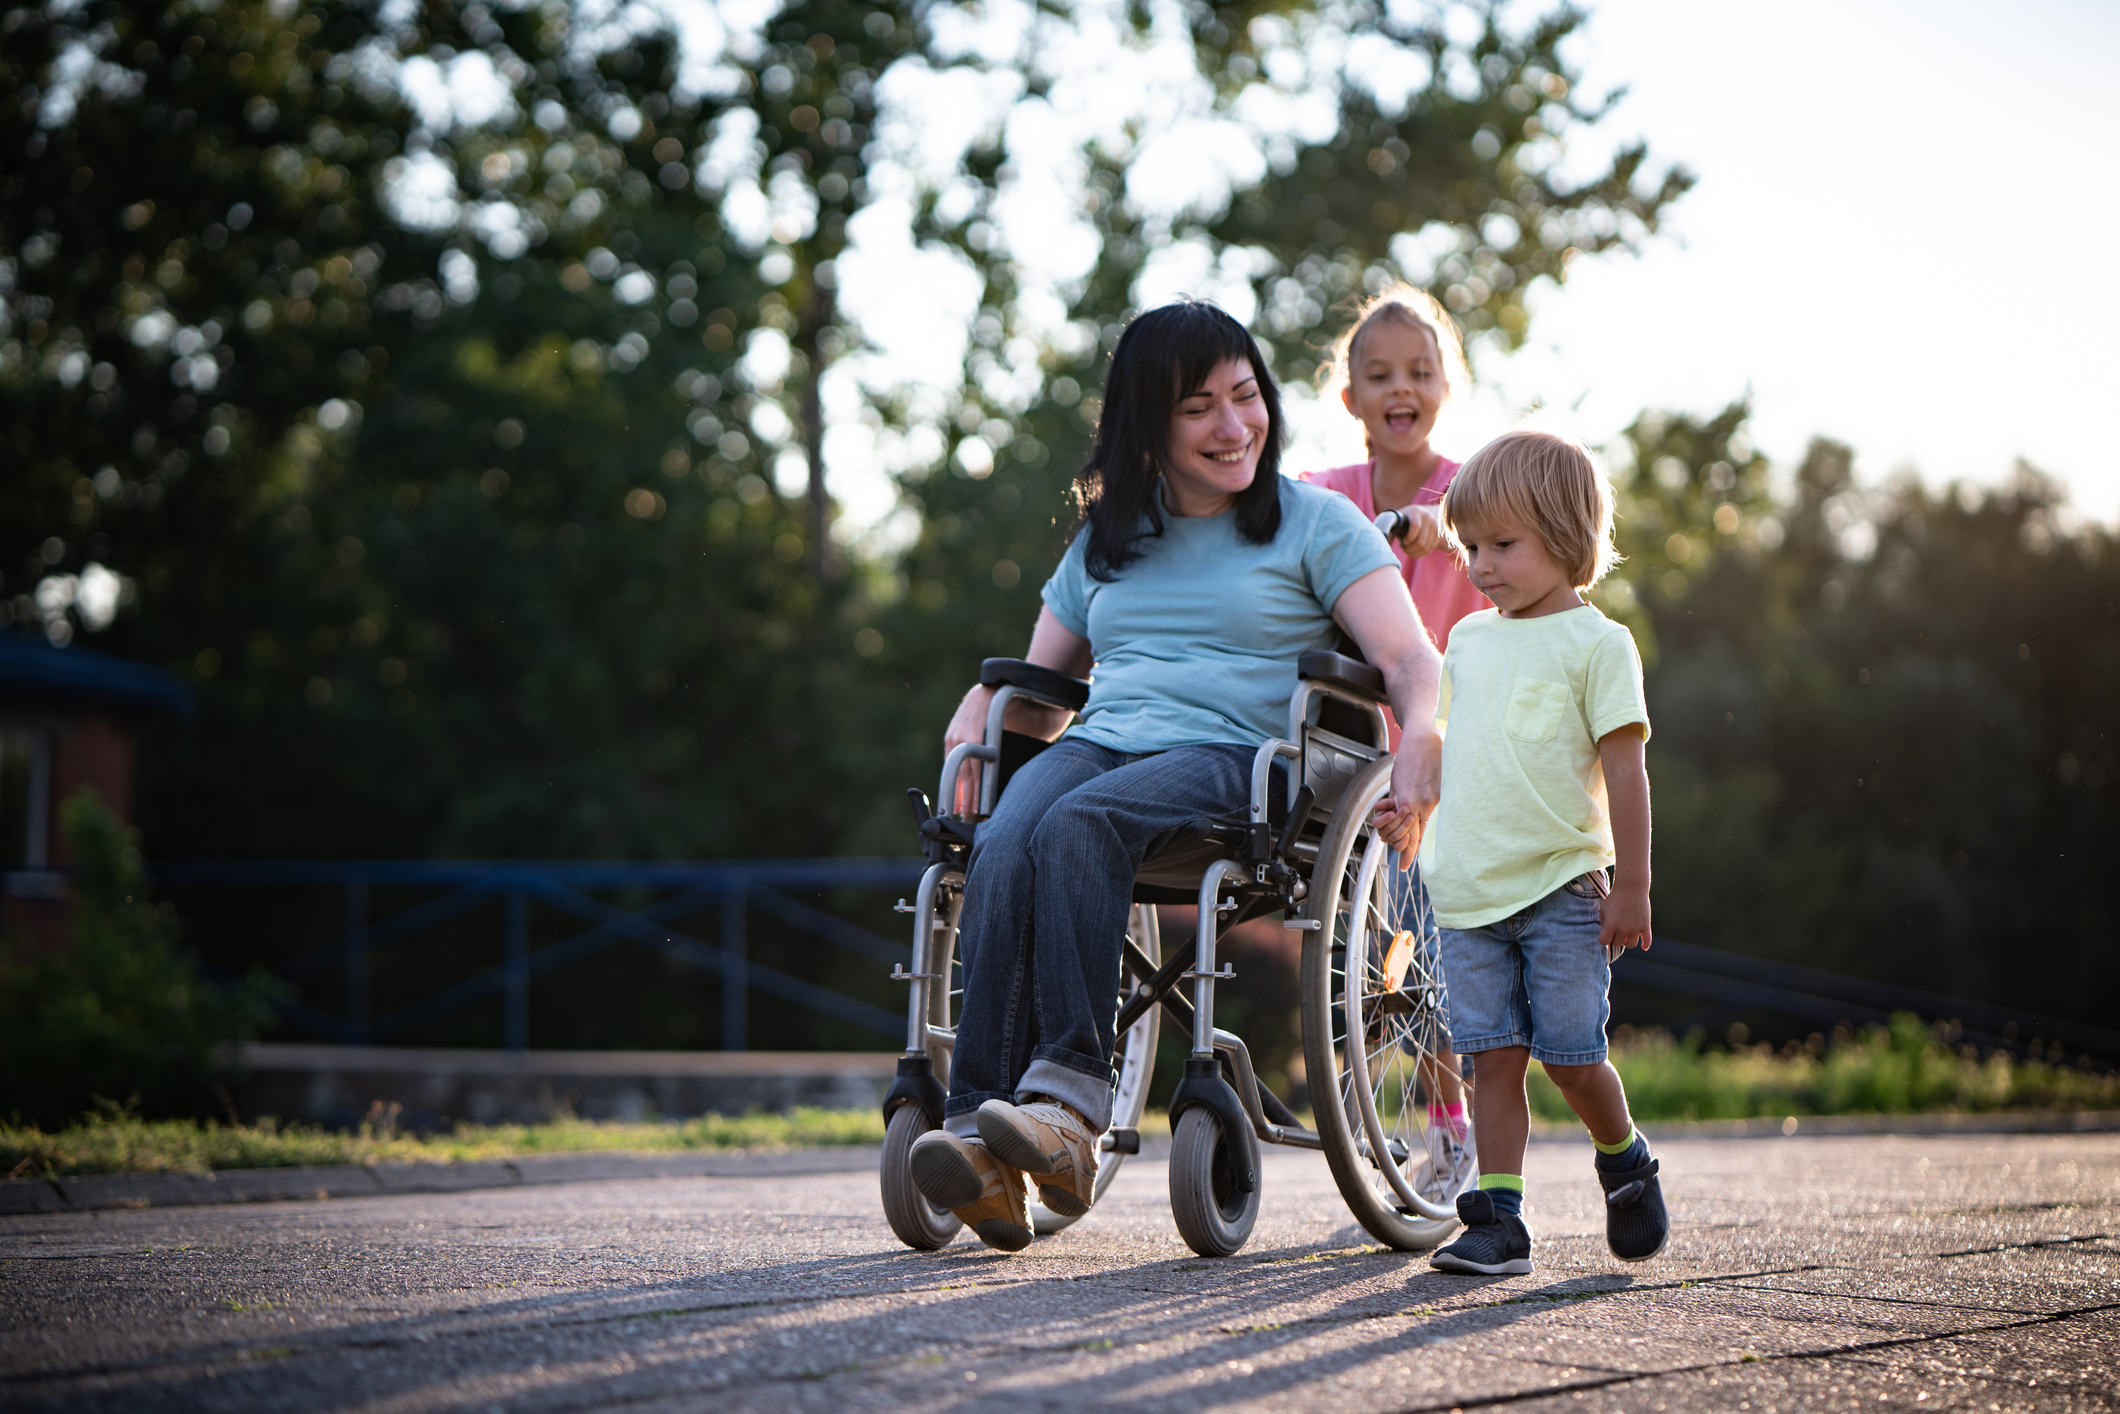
top-left (980, 657), bottom-right (1090, 711)
top-left (1298, 650), bottom-right (1386, 703)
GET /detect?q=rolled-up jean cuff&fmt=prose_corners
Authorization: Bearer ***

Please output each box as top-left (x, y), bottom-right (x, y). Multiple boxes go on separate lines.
top-left (1018, 1050), bottom-right (1114, 1134)
top-left (944, 1090), bottom-right (1012, 1136)
top-left (1452, 1032), bottom-right (1530, 1055)
top-left (1530, 1044), bottom-right (1609, 1066)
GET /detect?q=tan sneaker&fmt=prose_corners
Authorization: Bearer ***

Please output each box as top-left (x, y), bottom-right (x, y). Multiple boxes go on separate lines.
top-left (976, 1097), bottom-right (1100, 1217)
top-left (907, 1129), bottom-right (1031, 1252)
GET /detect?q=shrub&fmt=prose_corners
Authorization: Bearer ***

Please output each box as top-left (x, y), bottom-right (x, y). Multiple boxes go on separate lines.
top-left (0, 791), bottom-right (279, 1129)
top-left (1526, 1016), bottom-right (2119, 1123)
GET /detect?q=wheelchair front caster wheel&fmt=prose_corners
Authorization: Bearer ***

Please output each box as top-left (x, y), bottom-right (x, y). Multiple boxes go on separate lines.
top-left (1169, 1106), bottom-right (1260, 1257)
top-left (880, 1106), bottom-right (962, 1250)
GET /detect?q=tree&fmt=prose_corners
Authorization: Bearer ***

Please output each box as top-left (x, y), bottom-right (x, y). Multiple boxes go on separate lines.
top-left (5, 0), bottom-right (1694, 1048)
top-left (1603, 406), bottom-right (2119, 1034)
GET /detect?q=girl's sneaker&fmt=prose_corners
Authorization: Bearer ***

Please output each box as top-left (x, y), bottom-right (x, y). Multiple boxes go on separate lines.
top-left (1596, 1155), bottom-right (1669, 1261)
top-left (1428, 1190), bottom-right (1534, 1275)
top-left (1416, 1120), bottom-right (1479, 1204)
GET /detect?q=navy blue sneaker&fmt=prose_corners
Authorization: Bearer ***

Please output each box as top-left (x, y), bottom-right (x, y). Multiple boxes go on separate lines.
top-left (1428, 1189), bottom-right (1534, 1275)
top-left (1597, 1155), bottom-right (1669, 1261)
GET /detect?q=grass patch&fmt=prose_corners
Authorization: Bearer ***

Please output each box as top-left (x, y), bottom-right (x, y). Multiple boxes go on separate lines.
top-left (8, 1013), bottom-right (2111, 1179)
top-left (1, 1105), bottom-right (885, 1179)
top-left (1532, 1015), bottom-right (2120, 1123)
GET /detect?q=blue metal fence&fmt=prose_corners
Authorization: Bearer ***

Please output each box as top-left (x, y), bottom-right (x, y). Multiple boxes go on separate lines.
top-left (143, 858), bottom-right (2120, 1066)
top-left (153, 859), bottom-right (925, 1051)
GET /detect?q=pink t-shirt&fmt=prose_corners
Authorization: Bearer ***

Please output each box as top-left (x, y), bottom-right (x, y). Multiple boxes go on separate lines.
top-left (1298, 458), bottom-right (1489, 650)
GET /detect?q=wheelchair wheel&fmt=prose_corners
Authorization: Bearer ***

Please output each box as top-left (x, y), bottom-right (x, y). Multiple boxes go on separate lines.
top-left (1032, 903), bottom-right (1161, 1234)
top-left (880, 1104), bottom-right (961, 1249)
top-left (1169, 1105), bottom-right (1260, 1257)
top-left (1301, 754), bottom-right (1463, 1252)
top-left (881, 867), bottom-right (966, 1249)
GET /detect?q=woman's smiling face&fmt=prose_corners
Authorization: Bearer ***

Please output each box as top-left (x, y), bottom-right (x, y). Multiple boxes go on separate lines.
top-left (1162, 357), bottom-right (1271, 516)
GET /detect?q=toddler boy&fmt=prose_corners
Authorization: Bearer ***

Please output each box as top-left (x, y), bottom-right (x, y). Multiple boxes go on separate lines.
top-left (1411, 429), bottom-right (1668, 1274)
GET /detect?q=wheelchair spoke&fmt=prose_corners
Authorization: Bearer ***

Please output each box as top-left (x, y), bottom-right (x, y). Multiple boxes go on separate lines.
top-left (1332, 829), bottom-right (1458, 1218)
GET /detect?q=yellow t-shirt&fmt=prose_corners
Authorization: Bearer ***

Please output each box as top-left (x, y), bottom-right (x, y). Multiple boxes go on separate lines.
top-left (1417, 605), bottom-right (1651, 929)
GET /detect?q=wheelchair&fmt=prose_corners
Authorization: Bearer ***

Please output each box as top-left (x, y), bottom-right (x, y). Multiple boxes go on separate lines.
top-left (879, 652), bottom-right (1465, 1258)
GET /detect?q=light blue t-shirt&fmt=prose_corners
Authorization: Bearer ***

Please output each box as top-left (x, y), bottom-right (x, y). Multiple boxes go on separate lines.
top-left (1040, 476), bottom-right (1397, 752)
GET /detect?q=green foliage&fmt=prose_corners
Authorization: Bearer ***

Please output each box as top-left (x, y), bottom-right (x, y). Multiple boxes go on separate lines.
top-left (1527, 1018), bottom-right (2120, 1123)
top-left (0, 1103), bottom-right (886, 1178)
top-left (3, 0), bottom-right (1678, 859)
top-left (3, 0), bottom-right (1691, 1047)
top-left (1588, 406), bottom-right (2119, 1024)
top-left (2, 0), bottom-right (920, 861)
top-left (0, 792), bottom-right (278, 1128)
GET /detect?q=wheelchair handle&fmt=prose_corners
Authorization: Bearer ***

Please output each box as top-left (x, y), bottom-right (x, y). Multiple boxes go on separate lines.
top-left (1373, 509), bottom-right (1409, 542)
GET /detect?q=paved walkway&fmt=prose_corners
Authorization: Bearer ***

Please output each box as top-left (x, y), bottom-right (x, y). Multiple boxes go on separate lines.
top-left (2, 1133), bottom-right (2114, 1412)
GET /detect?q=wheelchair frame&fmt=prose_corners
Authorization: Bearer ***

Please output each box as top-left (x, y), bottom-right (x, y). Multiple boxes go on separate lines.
top-left (879, 652), bottom-right (1465, 1257)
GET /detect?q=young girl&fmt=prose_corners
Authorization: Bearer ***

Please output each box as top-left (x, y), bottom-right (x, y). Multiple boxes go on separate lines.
top-left (1300, 288), bottom-right (1487, 1205)
top-left (1302, 286), bottom-right (1489, 649)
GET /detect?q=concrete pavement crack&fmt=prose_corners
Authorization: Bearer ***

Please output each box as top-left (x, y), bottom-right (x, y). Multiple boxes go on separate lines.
top-left (1705, 1280), bottom-right (2088, 1319)
top-left (1376, 1299), bottom-right (2120, 1412)
top-left (1930, 1230), bottom-right (2116, 1259)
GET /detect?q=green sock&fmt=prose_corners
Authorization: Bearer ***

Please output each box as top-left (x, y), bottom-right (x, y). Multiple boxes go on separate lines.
top-left (1476, 1172), bottom-right (1523, 1219)
top-left (1593, 1127), bottom-right (1640, 1155)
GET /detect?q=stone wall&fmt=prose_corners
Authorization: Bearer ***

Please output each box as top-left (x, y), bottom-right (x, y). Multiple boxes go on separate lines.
top-left (238, 1043), bottom-right (898, 1130)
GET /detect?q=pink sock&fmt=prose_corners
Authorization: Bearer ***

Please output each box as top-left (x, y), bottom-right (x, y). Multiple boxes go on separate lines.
top-left (1428, 1101), bottom-right (1470, 1140)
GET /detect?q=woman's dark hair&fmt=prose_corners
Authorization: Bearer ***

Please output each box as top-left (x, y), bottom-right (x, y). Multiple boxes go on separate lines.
top-left (1073, 300), bottom-right (1285, 580)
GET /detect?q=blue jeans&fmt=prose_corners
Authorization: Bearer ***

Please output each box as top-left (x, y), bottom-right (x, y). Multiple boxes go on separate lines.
top-left (944, 738), bottom-right (1257, 1136)
top-left (1437, 876), bottom-right (1611, 1066)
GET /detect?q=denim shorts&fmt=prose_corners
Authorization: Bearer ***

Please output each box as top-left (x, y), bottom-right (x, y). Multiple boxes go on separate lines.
top-left (1437, 875), bottom-right (1611, 1065)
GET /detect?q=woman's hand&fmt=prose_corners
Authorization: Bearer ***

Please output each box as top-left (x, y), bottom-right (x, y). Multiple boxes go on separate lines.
top-left (944, 684), bottom-right (998, 814)
top-left (1389, 503), bottom-right (1448, 558)
top-left (938, 607), bottom-right (1094, 816)
top-left (1373, 725), bottom-right (1442, 865)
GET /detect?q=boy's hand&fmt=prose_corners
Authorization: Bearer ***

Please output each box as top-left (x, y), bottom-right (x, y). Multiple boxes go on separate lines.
top-left (1598, 882), bottom-right (1652, 955)
top-left (1596, 723), bottom-right (1652, 955)
top-left (1372, 727), bottom-right (1442, 866)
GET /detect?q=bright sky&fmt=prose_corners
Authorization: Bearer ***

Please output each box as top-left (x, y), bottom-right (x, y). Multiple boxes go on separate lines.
top-left (1380, 0), bottom-right (2120, 523)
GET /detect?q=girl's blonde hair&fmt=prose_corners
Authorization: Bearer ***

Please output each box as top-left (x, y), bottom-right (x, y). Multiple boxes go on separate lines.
top-left (1324, 284), bottom-right (1470, 407)
top-left (1443, 430), bottom-right (1619, 589)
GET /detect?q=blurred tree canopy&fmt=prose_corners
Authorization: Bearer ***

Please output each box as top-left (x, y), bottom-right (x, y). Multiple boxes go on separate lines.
top-left (3, 0), bottom-right (1675, 862)
top-left (6, 0), bottom-right (2106, 1044)
top-left (1596, 411), bottom-right (2118, 1025)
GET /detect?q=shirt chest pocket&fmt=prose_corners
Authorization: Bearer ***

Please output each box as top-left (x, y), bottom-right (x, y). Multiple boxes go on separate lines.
top-left (1504, 679), bottom-right (1570, 744)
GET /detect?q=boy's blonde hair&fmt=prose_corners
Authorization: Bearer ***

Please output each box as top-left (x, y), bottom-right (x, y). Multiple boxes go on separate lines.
top-left (1444, 430), bottom-right (1619, 589)
top-left (1325, 284), bottom-right (1470, 404)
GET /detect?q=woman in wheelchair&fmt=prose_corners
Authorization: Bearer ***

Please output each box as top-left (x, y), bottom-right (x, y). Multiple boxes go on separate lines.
top-left (897, 301), bottom-right (1446, 1254)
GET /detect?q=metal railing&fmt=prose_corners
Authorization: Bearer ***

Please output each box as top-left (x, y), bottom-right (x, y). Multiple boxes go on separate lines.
top-left (121, 858), bottom-right (2120, 1066)
top-left (152, 859), bottom-right (925, 1051)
